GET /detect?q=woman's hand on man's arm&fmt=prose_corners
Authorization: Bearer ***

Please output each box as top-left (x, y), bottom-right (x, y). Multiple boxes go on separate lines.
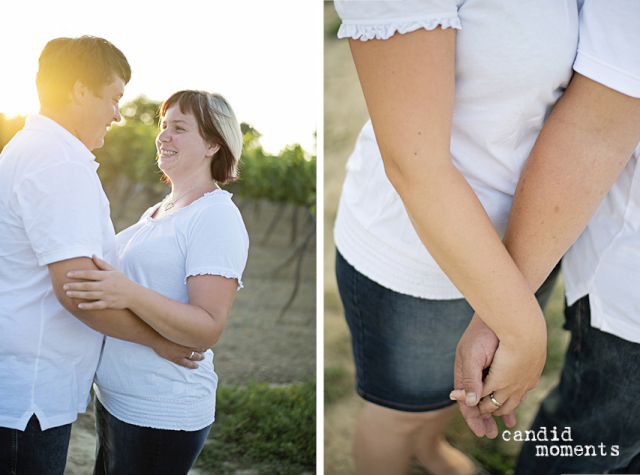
top-left (62, 255), bottom-right (237, 349)
top-left (49, 256), bottom-right (204, 369)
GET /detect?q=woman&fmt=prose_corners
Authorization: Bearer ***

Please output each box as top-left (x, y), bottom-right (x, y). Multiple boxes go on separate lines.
top-left (332, 1), bottom-right (577, 474)
top-left (64, 90), bottom-right (249, 474)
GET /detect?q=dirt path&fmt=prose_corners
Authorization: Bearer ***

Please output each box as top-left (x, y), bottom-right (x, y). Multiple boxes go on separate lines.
top-left (64, 199), bottom-right (316, 474)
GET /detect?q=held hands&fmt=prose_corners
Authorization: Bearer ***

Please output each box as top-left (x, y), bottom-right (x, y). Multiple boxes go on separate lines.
top-left (153, 339), bottom-right (206, 370)
top-left (64, 255), bottom-right (134, 310)
top-left (450, 313), bottom-right (546, 437)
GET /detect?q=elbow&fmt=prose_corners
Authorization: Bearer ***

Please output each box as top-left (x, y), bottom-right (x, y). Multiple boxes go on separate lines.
top-left (382, 156), bottom-right (407, 189)
top-left (381, 152), bottom-right (447, 192)
top-left (195, 326), bottom-right (223, 350)
top-left (194, 310), bottom-right (228, 349)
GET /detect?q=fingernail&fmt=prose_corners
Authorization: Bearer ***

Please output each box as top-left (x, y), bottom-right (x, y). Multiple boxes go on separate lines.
top-left (449, 393), bottom-right (455, 400)
top-left (466, 392), bottom-right (477, 406)
top-left (78, 304), bottom-right (85, 309)
top-left (63, 285), bottom-right (69, 290)
top-left (66, 291), bottom-right (72, 296)
top-left (67, 272), bottom-right (73, 277)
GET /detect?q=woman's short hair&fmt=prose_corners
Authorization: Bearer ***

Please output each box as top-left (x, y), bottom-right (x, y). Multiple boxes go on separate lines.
top-left (160, 90), bottom-right (242, 184)
top-left (36, 36), bottom-right (131, 109)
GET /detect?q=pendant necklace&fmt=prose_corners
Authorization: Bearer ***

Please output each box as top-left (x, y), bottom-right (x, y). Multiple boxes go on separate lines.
top-left (164, 180), bottom-right (216, 211)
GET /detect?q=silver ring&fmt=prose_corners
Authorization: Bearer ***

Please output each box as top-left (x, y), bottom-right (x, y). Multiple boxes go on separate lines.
top-left (489, 392), bottom-right (503, 408)
top-left (189, 351), bottom-right (195, 360)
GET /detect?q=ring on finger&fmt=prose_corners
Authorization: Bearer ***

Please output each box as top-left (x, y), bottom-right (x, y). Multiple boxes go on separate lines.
top-left (489, 392), bottom-right (503, 408)
top-left (189, 351), bottom-right (195, 360)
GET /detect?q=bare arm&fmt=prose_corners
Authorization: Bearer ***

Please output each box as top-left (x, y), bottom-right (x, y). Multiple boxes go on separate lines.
top-left (63, 255), bottom-right (237, 349)
top-left (504, 73), bottom-right (640, 290)
top-left (453, 73), bottom-right (640, 430)
top-left (49, 257), bottom-right (204, 368)
top-left (349, 28), bottom-right (546, 408)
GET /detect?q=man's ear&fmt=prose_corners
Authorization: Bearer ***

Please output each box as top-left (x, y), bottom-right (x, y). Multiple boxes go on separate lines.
top-left (71, 80), bottom-right (88, 105)
top-left (206, 143), bottom-right (221, 157)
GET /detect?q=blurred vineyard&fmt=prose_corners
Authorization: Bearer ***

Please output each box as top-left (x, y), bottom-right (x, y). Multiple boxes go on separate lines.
top-left (0, 96), bottom-right (315, 214)
top-left (0, 97), bottom-right (316, 316)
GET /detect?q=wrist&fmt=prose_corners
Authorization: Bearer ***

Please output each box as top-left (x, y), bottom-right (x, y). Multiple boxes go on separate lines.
top-left (495, 305), bottom-right (547, 350)
top-left (124, 280), bottom-right (145, 311)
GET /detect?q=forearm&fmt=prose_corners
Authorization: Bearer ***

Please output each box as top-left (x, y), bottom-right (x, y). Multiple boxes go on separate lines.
top-left (50, 257), bottom-right (167, 349)
top-left (348, 30), bottom-right (545, 345)
top-left (387, 159), bottom-right (545, 345)
top-left (504, 73), bottom-right (640, 291)
top-left (126, 281), bottom-right (223, 349)
top-left (70, 304), bottom-right (166, 348)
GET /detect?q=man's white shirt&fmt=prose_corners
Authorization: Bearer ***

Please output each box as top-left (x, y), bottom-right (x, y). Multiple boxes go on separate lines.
top-left (0, 114), bottom-right (116, 430)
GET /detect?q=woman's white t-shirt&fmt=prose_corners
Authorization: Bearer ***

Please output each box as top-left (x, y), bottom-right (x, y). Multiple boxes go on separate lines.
top-left (94, 190), bottom-right (249, 430)
top-left (333, 0), bottom-right (579, 299)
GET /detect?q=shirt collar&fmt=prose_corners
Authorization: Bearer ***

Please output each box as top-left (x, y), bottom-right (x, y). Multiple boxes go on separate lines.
top-left (24, 114), bottom-right (97, 166)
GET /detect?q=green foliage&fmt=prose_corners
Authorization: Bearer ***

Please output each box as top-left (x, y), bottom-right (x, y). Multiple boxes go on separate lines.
top-left (120, 95), bottom-right (162, 126)
top-left (0, 96), bottom-right (316, 226)
top-left (230, 130), bottom-right (317, 214)
top-left (197, 380), bottom-right (316, 474)
top-left (0, 114), bottom-right (27, 153)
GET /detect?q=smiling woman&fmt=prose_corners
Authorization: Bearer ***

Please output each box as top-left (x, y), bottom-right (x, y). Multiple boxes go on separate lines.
top-left (58, 89), bottom-right (251, 475)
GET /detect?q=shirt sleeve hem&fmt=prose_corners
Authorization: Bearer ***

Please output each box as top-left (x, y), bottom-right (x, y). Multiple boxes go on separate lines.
top-left (38, 247), bottom-right (103, 266)
top-left (338, 16), bottom-right (461, 42)
top-left (574, 50), bottom-right (640, 98)
top-left (184, 269), bottom-right (244, 290)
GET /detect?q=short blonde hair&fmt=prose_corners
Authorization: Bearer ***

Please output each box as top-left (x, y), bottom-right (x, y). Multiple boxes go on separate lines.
top-left (160, 90), bottom-right (242, 184)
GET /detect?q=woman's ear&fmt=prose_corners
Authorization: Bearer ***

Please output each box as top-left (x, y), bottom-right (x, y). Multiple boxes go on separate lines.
top-left (206, 143), bottom-right (221, 157)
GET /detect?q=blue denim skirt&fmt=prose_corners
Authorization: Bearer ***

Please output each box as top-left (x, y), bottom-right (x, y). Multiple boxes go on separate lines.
top-left (335, 249), bottom-right (558, 412)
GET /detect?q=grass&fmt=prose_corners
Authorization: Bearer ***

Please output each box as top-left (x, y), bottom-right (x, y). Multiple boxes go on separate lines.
top-left (324, 366), bottom-right (352, 406)
top-left (196, 379), bottom-right (316, 475)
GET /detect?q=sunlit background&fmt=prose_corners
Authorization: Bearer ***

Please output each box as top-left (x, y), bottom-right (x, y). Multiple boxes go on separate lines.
top-left (1, 0), bottom-right (318, 154)
top-left (0, 3), bottom-right (319, 472)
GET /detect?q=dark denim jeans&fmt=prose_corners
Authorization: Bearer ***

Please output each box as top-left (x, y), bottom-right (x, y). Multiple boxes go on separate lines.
top-left (0, 415), bottom-right (71, 475)
top-left (515, 296), bottom-right (640, 475)
top-left (93, 397), bottom-right (211, 475)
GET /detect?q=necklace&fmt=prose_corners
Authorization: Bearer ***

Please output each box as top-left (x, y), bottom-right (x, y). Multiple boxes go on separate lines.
top-left (164, 180), bottom-right (216, 211)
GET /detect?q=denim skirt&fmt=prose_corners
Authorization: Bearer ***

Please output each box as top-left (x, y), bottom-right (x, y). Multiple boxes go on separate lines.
top-left (335, 249), bottom-right (558, 412)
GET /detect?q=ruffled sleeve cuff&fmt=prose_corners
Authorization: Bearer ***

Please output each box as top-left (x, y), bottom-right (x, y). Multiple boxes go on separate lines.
top-left (338, 16), bottom-right (461, 41)
top-left (184, 268), bottom-right (244, 290)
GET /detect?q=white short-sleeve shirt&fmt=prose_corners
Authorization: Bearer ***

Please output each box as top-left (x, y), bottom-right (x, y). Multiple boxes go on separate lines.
top-left (94, 190), bottom-right (249, 431)
top-left (0, 114), bottom-right (116, 431)
top-left (333, 0), bottom-right (579, 298)
top-left (562, 0), bottom-right (640, 343)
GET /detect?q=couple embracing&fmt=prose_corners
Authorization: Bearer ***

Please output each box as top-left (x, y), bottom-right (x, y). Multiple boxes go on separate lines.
top-left (0, 36), bottom-right (249, 474)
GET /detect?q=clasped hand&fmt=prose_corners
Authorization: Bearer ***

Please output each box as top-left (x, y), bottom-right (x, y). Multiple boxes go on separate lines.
top-left (64, 254), bottom-right (132, 310)
top-left (450, 313), bottom-right (547, 438)
top-left (64, 254), bottom-right (205, 369)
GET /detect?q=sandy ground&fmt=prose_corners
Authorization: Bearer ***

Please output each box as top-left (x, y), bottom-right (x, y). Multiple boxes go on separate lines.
top-left (64, 199), bottom-right (316, 475)
top-left (323, 4), bottom-right (569, 474)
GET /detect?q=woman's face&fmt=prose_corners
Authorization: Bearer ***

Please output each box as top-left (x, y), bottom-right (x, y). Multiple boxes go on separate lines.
top-left (156, 105), bottom-right (218, 180)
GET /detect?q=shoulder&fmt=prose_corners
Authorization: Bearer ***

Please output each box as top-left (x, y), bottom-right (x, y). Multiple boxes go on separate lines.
top-left (192, 190), bottom-right (244, 222)
top-left (186, 191), bottom-right (249, 243)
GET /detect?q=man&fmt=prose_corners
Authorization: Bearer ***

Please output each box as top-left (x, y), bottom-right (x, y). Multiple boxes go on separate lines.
top-left (0, 36), bottom-right (201, 474)
top-left (452, 1), bottom-right (640, 473)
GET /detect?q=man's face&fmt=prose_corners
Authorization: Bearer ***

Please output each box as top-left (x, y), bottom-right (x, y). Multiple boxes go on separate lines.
top-left (78, 76), bottom-right (125, 150)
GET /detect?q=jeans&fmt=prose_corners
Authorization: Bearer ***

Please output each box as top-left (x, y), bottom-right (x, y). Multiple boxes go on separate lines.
top-left (515, 296), bottom-right (640, 475)
top-left (93, 398), bottom-right (211, 475)
top-left (0, 415), bottom-right (71, 475)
